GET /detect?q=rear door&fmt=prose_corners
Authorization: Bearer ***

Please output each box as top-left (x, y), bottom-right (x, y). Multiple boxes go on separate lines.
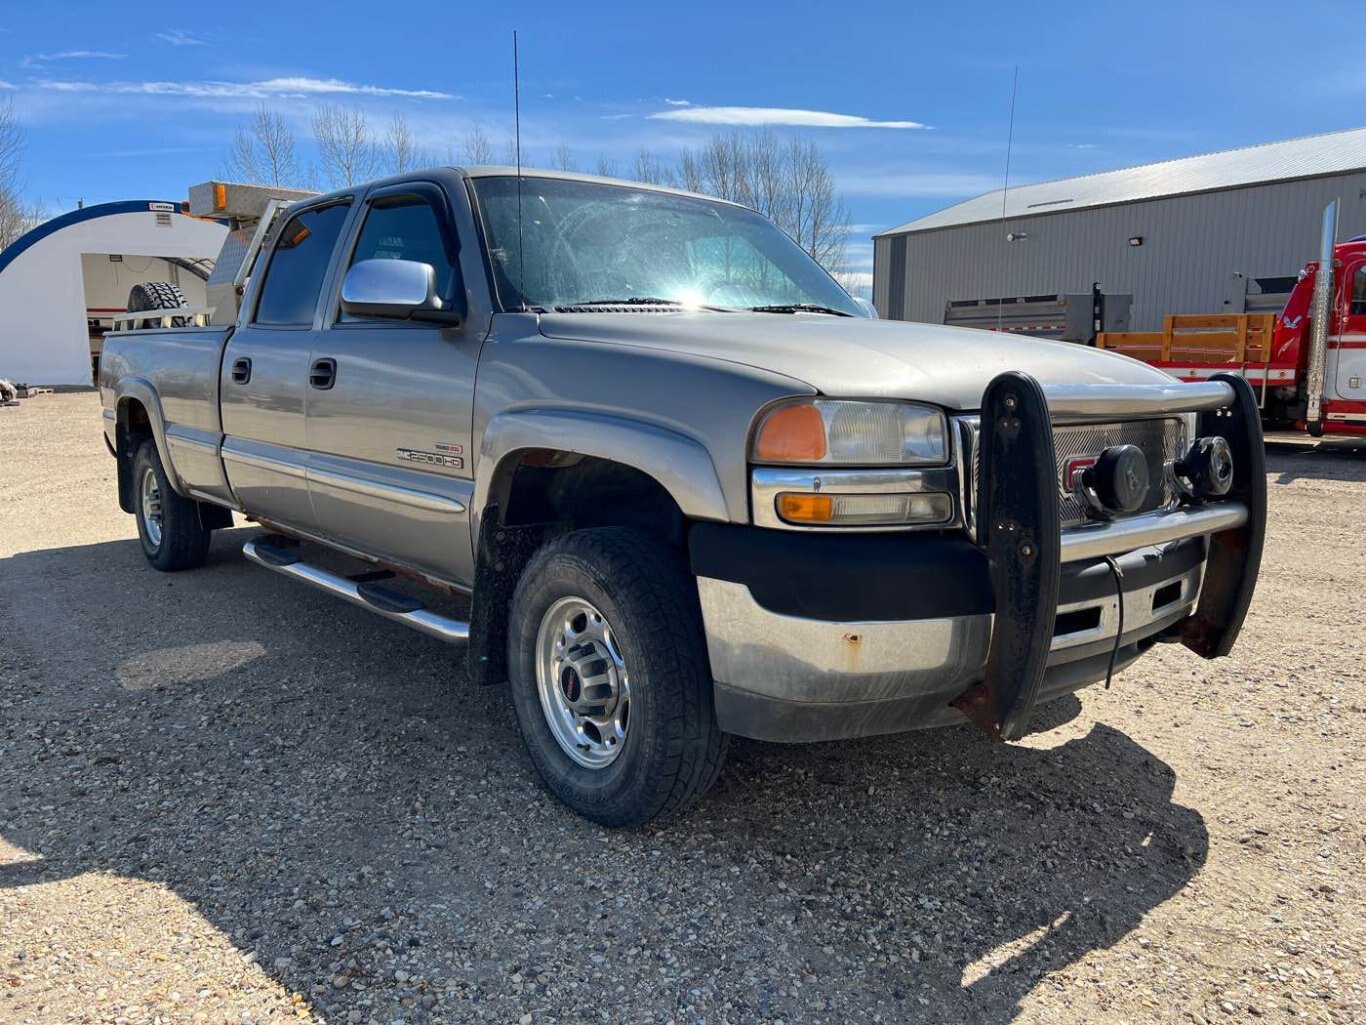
top-left (220, 199), bottom-right (354, 531)
top-left (1333, 259), bottom-right (1366, 404)
top-left (305, 182), bottom-right (481, 586)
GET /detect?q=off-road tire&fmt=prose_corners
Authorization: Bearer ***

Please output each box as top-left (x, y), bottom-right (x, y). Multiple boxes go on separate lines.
top-left (127, 281), bottom-right (188, 328)
top-left (507, 528), bottom-right (728, 827)
top-left (132, 438), bottom-right (212, 571)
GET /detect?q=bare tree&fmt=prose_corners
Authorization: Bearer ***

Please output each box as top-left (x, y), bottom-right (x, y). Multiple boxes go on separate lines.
top-left (632, 148), bottom-right (671, 186)
top-left (312, 103), bottom-right (379, 188)
top-left (676, 150), bottom-right (703, 193)
top-left (595, 154), bottom-right (618, 178)
top-left (459, 123), bottom-right (495, 164)
top-left (784, 137), bottom-right (848, 273)
top-left (552, 143), bottom-right (577, 172)
top-left (502, 137), bottom-right (521, 167)
top-left (383, 112), bottom-right (421, 174)
top-left (224, 103), bottom-right (299, 185)
top-left (671, 131), bottom-right (848, 275)
top-left (0, 95), bottom-right (32, 250)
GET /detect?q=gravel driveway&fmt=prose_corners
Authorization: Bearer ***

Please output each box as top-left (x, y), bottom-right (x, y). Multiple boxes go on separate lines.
top-left (1, 393), bottom-right (1361, 1025)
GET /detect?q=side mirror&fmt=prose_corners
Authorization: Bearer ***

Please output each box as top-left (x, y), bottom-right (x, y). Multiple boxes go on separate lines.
top-left (852, 296), bottom-right (879, 319)
top-left (340, 259), bottom-right (461, 326)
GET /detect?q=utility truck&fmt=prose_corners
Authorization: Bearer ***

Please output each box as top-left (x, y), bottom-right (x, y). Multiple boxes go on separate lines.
top-left (100, 168), bottom-right (1266, 825)
top-left (1099, 201), bottom-right (1366, 437)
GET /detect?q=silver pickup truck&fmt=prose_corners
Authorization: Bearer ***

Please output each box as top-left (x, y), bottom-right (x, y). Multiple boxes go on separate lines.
top-left (101, 167), bottom-right (1266, 826)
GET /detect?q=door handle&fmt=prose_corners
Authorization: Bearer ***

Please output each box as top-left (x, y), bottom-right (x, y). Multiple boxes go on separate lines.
top-left (309, 358), bottom-right (337, 390)
top-left (230, 357), bottom-right (252, 384)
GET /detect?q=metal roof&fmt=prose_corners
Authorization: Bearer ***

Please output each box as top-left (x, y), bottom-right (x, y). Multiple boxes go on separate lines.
top-left (875, 126), bottom-right (1366, 237)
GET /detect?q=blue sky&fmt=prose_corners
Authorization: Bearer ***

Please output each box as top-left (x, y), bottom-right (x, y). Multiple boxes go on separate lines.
top-left (1, 0), bottom-right (1360, 293)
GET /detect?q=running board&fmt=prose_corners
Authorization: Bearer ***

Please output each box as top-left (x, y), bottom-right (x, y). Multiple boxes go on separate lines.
top-left (242, 537), bottom-right (470, 644)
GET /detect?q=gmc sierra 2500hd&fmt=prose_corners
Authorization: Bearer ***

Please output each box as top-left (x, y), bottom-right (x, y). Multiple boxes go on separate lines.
top-left (101, 168), bottom-right (1266, 826)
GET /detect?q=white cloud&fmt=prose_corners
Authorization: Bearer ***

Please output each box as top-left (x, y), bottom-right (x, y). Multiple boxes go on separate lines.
top-left (22, 50), bottom-right (127, 68)
top-left (649, 105), bottom-right (926, 129)
top-left (663, 98), bottom-right (691, 106)
top-left (836, 271), bottom-right (873, 298)
top-left (837, 171), bottom-right (1002, 198)
top-left (36, 76), bottom-right (455, 101)
top-left (0, 80), bottom-right (14, 90)
top-left (156, 30), bottom-right (204, 46)
top-left (38, 50), bottom-right (127, 60)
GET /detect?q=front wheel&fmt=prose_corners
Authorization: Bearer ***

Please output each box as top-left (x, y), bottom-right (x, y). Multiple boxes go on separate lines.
top-left (132, 439), bottom-right (212, 571)
top-left (507, 528), bottom-right (727, 827)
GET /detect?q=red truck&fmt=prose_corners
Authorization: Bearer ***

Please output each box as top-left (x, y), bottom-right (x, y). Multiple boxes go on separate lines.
top-left (1099, 202), bottom-right (1366, 437)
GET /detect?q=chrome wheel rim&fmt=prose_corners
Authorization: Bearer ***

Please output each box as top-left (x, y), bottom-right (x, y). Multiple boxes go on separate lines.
top-left (140, 465), bottom-right (163, 548)
top-left (535, 596), bottom-right (630, 769)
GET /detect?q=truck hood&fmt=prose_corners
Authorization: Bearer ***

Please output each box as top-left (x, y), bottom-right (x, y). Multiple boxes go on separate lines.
top-left (536, 312), bottom-right (1175, 411)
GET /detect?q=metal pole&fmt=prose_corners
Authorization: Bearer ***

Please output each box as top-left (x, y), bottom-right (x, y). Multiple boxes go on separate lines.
top-left (1305, 200), bottom-right (1338, 434)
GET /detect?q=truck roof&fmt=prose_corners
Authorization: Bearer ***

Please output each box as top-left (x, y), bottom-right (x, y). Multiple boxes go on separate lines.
top-left (291, 165), bottom-right (751, 215)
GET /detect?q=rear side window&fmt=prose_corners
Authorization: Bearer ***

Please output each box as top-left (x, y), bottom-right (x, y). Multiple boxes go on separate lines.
top-left (254, 203), bottom-right (350, 326)
top-left (339, 194), bottom-right (458, 322)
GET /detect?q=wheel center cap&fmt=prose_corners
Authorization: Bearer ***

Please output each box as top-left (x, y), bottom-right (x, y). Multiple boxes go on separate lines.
top-left (560, 666), bottom-right (582, 702)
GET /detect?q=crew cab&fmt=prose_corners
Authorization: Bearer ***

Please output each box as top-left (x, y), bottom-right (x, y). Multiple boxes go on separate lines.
top-left (101, 168), bottom-right (1266, 826)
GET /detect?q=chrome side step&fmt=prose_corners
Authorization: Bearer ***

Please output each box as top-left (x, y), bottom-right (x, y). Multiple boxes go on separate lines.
top-left (242, 537), bottom-right (470, 644)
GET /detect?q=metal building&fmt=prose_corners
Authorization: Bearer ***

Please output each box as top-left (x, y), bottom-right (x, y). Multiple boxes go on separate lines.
top-left (872, 127), bottom-right (1366, 337)
top-left (0, 201), bottom-right (226, 385)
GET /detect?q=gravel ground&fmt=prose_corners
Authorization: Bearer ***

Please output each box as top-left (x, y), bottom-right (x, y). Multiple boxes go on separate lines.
top-left (0, 392), bottom-right (1362, 1025)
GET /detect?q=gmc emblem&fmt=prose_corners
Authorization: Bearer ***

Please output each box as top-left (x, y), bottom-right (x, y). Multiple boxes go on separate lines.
top-left (1062, 455), bottom-right (1098, 492)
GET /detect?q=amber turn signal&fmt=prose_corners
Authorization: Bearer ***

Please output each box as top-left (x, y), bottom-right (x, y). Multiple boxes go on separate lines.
top-left (754, 403), bottom-right (827, 462)
top-left (776, 493), bottom-right (834, 523)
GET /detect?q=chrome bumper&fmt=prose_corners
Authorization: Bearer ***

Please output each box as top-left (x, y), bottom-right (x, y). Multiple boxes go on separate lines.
top-left (698, 534), bottom-right (1205, 743)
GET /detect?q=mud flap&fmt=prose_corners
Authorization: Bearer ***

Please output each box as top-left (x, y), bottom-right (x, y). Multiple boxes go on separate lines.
top-left (952, 372), bottom-right (1061, 742)
top-left (1181, 372), bottom-right (1267, 658)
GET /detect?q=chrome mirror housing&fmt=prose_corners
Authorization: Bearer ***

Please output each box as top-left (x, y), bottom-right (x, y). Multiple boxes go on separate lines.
top-left (340, 259), bottom-right (460, 325)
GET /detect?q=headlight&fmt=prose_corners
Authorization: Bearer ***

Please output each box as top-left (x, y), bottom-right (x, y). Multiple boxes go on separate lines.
top-left (752, 399), bottom-right (948, 466)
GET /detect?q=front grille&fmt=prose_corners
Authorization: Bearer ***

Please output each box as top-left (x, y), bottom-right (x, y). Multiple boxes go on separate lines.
top-left (957, 415), bottom-right (1187, 532)
top-left (1052, 418), bottom-right (1186, 527)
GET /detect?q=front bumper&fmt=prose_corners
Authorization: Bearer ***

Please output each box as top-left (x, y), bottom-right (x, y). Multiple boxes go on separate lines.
top-left (693, 372), bottom-right (1266, 743)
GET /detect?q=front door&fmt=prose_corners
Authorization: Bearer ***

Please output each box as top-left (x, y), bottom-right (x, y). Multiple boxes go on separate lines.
top-left (305, 183), bottom-right (481, 587)
top-left (1332, 259), bottom-right (1366, 403)
top-left (220, 200), bottom-right (354, 531)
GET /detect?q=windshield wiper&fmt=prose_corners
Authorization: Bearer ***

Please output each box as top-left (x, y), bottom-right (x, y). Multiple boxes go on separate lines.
top-left (558, 296), bottom-right (730, 312)
top-left (746, 303), bottom-right (853, 317)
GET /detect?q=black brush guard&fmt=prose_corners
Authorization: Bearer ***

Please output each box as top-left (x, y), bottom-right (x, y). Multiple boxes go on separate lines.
top-left (952, 371), bottom-right (1266, 742)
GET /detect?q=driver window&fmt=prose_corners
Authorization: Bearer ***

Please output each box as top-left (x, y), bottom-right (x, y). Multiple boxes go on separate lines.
top-left (1352, 266), bottom-right (1366, 318)
top-left (340, 194), bottom-right (459, 322)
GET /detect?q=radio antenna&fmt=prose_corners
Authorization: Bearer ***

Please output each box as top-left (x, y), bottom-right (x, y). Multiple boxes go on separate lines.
top-left (996, 65), bottom-right (1019, 336)
top-left (513, 30), bottom-right (526, 312)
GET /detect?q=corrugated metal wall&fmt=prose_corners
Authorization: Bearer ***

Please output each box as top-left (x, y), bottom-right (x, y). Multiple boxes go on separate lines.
top-left (875, 172), bottom-right (1366, 330)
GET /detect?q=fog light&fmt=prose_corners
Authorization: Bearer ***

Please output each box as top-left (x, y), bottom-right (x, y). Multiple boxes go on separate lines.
top-left (1085, 444), bottom-right (1150, 515)
top-left (776, 491), bottom-right (952, 527)
top-left (1177, 437), bottom-right (1234, 498)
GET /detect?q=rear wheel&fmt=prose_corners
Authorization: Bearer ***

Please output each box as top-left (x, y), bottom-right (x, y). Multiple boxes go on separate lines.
top-left (132, 439), bottom-right (212, 571)
top-left (507, 528), bottom-right (727, 826)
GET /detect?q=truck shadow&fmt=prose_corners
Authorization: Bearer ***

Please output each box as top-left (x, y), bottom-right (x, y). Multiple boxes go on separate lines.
top-left (0, 530), bottom-right (1207, 1024)
top-left (1265, 441), bottom-right (1366, 485)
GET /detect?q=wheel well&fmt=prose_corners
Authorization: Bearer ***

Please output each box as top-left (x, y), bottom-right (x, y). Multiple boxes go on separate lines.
top-left (467, 451), bottom-right (689, 686)
top-left (115, 398), bottom-right (153, 513)
top-left (497, 450), bottom-right (686, 545)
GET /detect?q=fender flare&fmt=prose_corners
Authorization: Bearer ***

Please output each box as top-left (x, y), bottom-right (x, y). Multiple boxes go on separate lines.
top-left (115, 378), bottom-right (189, 497)
top-left (472, 408), bottom-right (732, 541)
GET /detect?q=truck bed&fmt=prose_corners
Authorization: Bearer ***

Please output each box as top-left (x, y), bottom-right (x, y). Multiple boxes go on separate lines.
top-left (100, 325), bottom-right (233, 504)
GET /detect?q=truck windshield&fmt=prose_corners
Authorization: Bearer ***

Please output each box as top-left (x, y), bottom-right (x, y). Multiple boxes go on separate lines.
top-left (470, 175), bottom-right (861, 315)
